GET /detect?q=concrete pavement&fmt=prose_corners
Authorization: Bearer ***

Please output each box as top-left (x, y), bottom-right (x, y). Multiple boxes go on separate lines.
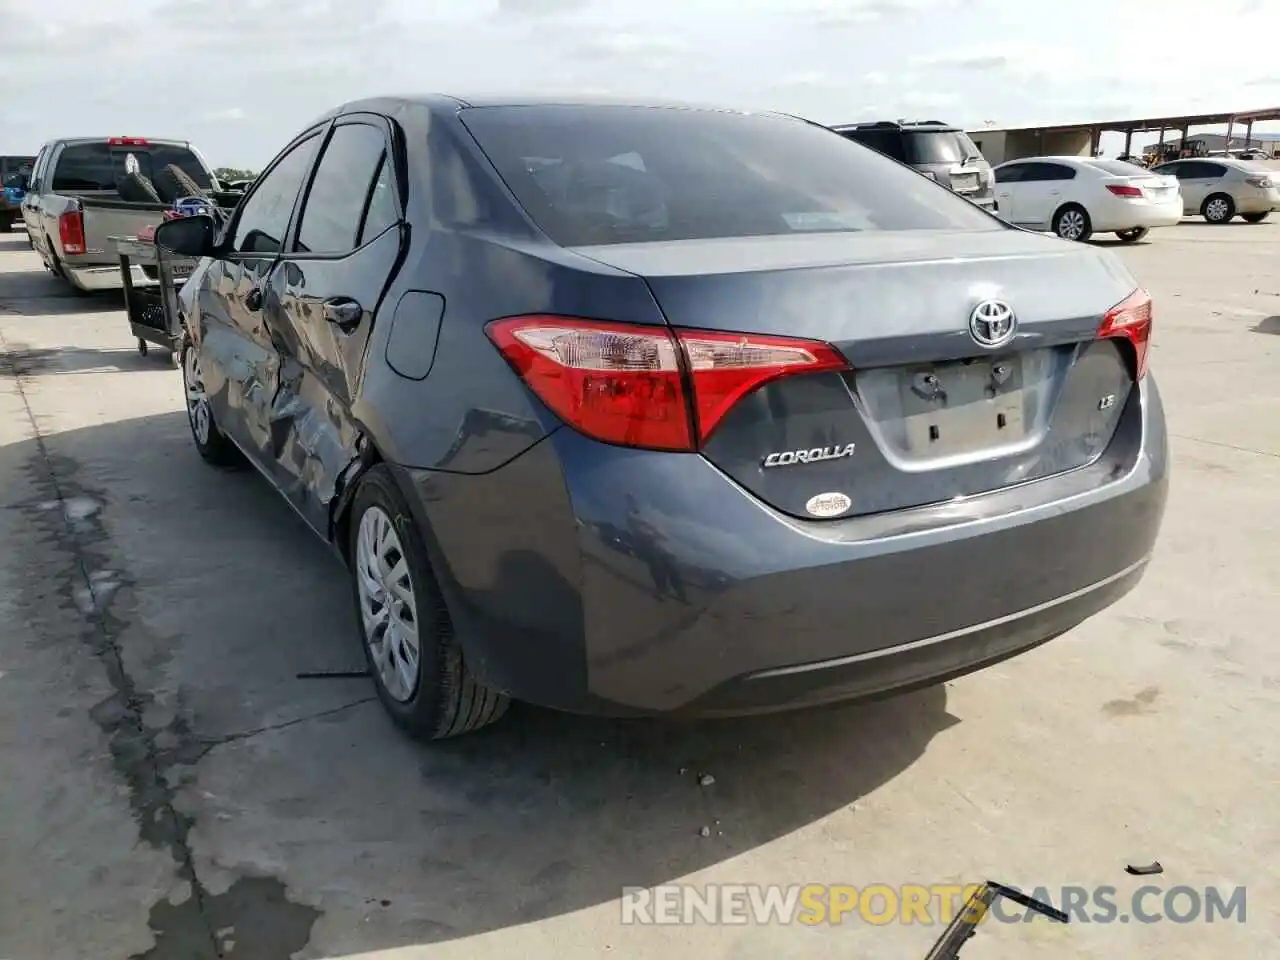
top-left (0, 223), bottom-right (1276, 959)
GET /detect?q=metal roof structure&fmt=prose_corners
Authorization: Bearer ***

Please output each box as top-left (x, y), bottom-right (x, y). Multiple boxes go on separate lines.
top-left (970, 106), bottom-right (1280, 137)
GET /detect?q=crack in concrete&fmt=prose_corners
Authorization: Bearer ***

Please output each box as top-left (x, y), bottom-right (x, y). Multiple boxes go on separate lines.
top-left (179, 697), bottom-right (377, 765)
top-left (1, 332), bottom-right (321, 959)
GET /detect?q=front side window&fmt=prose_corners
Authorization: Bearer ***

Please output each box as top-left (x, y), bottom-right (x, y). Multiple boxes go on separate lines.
top-left (461, 106), bottom-right (1001, 247)
top-left (231, 134), bottom-right (320, 255)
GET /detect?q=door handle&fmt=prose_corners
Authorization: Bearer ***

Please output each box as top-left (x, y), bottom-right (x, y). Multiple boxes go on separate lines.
top-left (245, 286), bottom-right (264, 312)
top-left (322, 297), bottom-right (362, 332)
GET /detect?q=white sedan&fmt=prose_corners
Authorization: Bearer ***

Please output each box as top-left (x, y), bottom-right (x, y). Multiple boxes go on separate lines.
top-left (992, 156), bottom-right (1182, 242)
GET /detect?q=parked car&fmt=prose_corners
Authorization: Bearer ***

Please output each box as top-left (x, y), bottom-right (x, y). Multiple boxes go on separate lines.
top-left (1148, 157), bottom-right (1280, 223)
top-left (830, 120), bottom-right (997, 212)
top-left (158, 95), bottom-right (1168, 740)
top-left (992, 156), bottom-right (1182, 242)
top-left (21, 137), bottom-right (218, 292)
top-left (0, 155), bottom-right (35, 232)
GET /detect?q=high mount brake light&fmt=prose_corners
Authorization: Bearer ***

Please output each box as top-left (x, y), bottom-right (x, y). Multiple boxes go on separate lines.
top-left (1096, 288), bottom-right (1153, 380)
top-left (485, 316), bottom-right (849, 451)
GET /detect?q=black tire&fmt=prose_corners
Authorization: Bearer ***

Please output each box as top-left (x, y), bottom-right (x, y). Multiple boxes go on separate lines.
top-left (1201, 193), bottom-right (1235, 223)
top-left (180, 339), bottom-right (241, 467)
top-left (153, 163), bottom-right (207, 203)
top-left (1052, 204), bottom-right (1092, 242)
top-left (1242, 211), bottom-right (1270, 224)
top-left (117, 171), bottom-right (163, 204)
top-left (47, 248), bottom-right (93, 296)
top-left (1115, 227), bottom-right (1149, 243)
top-left (137, 338), bottom-right (149, 357)
top-left (347, 465), bottom-right (510, 740)
top-left (0, 212), bottom-right (12, 232)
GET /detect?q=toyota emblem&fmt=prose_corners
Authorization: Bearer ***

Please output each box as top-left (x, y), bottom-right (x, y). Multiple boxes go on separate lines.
top-left (968, 299), bottom-right (1017, 348)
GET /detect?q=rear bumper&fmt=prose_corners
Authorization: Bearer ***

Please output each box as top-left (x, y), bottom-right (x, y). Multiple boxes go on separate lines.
top-left (1235, 189), bottom-right (1280, 214)
top-left (688, 556), bottom-right (1147, 715)
top-left (1094, 198), bottom-right (1182, 231)
top-left (62, 261), bottom-right (152, 292)
top-left (402, 376), bottom-right (1168, 717)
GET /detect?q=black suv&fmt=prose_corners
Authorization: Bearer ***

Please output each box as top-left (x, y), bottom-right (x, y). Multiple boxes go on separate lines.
top-left (832, 121), bottom-right (996, 212)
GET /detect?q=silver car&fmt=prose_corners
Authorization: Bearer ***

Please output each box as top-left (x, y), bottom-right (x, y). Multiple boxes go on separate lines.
top-left (1150, 157), bottom-right (1280, 223)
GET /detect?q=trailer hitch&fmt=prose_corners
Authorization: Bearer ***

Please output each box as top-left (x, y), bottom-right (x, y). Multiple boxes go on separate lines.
top-left (923, 881), bottom-right (1068, 959)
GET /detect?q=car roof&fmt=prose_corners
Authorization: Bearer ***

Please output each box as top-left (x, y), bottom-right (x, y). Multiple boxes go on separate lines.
top-left (326, 93), bottom-right (763, 117)
top-left (831, 120), bottom-right (963, 133)
top-left (994, 156), bottom-right (1091, 167)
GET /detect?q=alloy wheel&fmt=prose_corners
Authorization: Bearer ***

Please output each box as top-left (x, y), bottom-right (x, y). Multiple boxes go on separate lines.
top-left (183, 345), bottom-right (211, 445)
top-left (355, 506), bottom-right (421, 703)
top-left (1058, 210), bottom-right (1086, 240)
top-left (1206, 198), bottom-right (1230, 222)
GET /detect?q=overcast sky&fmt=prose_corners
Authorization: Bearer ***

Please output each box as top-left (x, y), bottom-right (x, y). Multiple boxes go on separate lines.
top-left (4, 0), bottom-right (1279, 169)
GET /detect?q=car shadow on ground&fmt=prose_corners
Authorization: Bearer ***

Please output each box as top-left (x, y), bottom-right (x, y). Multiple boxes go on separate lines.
top-left (0, 399), bottom-right (960, 957)
top-left (0, 341), bottom-right (171, 375)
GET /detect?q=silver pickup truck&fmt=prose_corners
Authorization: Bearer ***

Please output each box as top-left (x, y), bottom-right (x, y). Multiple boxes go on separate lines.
top-left (21, 137), bottom-right (218, 292)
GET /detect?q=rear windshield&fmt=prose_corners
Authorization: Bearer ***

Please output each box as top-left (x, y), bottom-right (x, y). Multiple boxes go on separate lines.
top-left (905, 130), bottom-right (982, 165)
top-left (51, 141), bottom-right (212, 193)
top-left (1, 156), bottom-right (34, 187)
top-left (460, 106), bottom-right (1000, 247)
top-left (1087, 159), bottom-right (1150, 176)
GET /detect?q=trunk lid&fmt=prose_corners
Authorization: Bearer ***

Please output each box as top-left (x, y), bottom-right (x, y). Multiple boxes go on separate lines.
top-left (572, 229), bottom-right (1142, 518)
top-left (1133, 174), bottom-right (1178, 200)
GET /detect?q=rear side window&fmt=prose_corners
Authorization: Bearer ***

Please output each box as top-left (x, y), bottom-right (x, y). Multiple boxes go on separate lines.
top-left (295, 122), bottom-right (389, 255)
top-left (51, 141), bottom-right (212, 192)
top-left (994, 164), bottom-right (1026, 183)
top-left (460, 106), bottom-right (1000, 247)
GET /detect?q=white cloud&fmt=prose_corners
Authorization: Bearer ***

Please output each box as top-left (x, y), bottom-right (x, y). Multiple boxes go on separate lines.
top-left (862, 71), bottom-right (888, 85)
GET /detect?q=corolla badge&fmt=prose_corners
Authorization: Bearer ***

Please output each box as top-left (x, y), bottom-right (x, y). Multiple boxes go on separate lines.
top-left (762, 442), bottom-right (856, 469)
top-left (968, 298), bottom-right (1017, 348)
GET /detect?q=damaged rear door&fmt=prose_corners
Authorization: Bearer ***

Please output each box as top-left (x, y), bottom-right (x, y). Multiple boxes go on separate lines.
top-left (261, 114), bottom-right (405, 534)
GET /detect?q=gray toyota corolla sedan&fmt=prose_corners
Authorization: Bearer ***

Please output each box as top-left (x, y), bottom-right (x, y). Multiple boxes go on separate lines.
top-left (158, 95), bottom-right (1168, 740)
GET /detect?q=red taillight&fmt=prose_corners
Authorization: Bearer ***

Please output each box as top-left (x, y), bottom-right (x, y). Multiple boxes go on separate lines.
top-left (678, 330), bottom-right (849, 444)
top-left (107, 136), bottom-right (149, 146)
top-left (1106, 184), bottom-right (1143, 198)
top-left (58, 209), bottom-right (86, 255)
top-left (1097, 288), bottom-right (1152, 380)
top-left (485, 316), bottom-right (849, 451)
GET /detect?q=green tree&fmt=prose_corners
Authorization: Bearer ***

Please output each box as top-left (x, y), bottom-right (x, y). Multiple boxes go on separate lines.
top-left (213, 167), bottom-right (255, 181)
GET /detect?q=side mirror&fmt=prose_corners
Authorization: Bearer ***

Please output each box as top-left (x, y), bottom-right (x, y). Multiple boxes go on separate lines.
top-left (154, 214), bottom-right (217, 258)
